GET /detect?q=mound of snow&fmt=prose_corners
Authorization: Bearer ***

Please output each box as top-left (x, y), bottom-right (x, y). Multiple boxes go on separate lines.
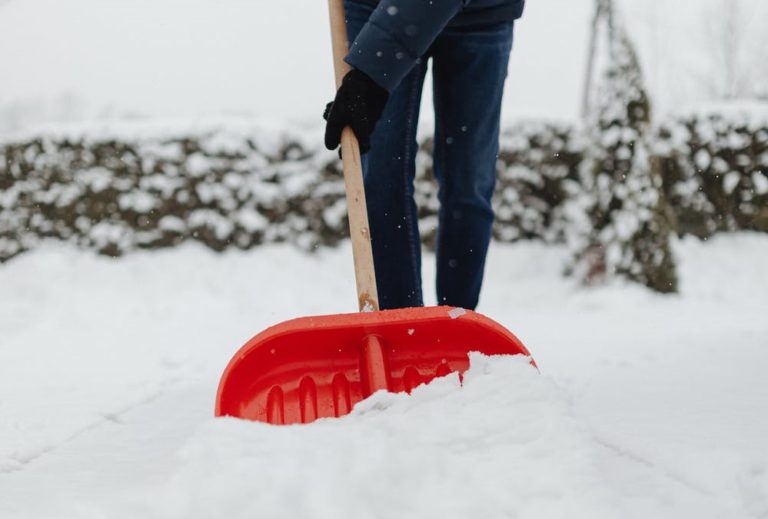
top-left (159, 354), bottom-right (618, 519)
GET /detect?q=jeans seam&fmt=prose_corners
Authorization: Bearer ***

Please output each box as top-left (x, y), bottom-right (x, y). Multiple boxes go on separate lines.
top-left (403, 70), bottom-right (423, 306)
top-left (437, 83), bottom-right (450, 305)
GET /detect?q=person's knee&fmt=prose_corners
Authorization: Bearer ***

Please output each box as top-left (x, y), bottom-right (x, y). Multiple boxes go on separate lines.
top-left (446, 168), bottom-right (495, 207)
top-left (443, 194), bottom-right (495, 223)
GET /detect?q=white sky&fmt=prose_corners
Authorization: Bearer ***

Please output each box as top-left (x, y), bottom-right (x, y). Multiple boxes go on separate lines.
top-left (0, 0), bottom-right (766, 133)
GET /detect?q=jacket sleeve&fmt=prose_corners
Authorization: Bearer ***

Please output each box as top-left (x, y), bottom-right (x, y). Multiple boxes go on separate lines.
top-left (345, 0), bottom-right (468, 92)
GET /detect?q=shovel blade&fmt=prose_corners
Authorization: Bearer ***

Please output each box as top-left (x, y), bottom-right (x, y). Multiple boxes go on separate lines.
top-left (215, 306), bottom-right (532, 425)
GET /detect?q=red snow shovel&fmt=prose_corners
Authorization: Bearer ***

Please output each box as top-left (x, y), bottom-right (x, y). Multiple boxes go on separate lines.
top-left (214, 0), bottom-right (534, 425)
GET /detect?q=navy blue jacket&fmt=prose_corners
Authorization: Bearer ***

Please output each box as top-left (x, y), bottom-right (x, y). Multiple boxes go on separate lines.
top-left (346, 0), bottom-right (525, 92)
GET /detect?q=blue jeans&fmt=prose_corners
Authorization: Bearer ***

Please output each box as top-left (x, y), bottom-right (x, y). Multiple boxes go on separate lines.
top-left (345, 1), bottom-right (514, 310)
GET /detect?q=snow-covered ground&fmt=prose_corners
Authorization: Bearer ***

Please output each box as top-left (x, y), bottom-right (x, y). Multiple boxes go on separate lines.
top-left (1, 234), bottom-right (767, 518)
top-left (3, 1), bottom-right (766, 516)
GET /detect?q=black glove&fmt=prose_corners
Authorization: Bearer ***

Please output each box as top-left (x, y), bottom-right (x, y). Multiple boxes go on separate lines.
top-left (323, 68), bottom-right (389, 155)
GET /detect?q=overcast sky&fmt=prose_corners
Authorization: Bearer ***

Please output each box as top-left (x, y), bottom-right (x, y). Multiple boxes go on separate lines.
top-left (0, 0), bottom-right (766, 133)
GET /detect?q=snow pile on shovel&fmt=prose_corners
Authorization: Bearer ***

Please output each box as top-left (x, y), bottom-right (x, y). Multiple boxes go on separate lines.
top-left (159, 353), bottom-right (619, 519)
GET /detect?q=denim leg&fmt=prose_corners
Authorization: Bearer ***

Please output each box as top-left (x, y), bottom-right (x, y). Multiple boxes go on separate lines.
top-left (345, 0), bottom-right (428, 309)
top-left (363, 64), bottom-right (429, 309)
top-left (431, 22), bottom-right (514, 310)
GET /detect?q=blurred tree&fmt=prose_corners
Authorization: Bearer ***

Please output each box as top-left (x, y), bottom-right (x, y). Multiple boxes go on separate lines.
top-left (571, 0), bottom-right (678, 293)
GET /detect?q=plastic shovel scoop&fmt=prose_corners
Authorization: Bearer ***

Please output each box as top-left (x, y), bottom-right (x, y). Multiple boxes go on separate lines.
top-left (216, 307), bottom-right (532, 424)
top-left (214, 0), bottom-right (534, 425)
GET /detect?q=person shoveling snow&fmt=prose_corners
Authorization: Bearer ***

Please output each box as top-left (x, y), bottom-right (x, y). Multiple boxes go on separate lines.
top-left (215, 0), bottom-right (534, 426)
top-left (324, 0), bottom-right (525, 311)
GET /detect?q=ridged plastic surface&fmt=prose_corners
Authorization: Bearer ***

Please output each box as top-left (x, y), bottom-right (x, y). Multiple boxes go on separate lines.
top-left (215, 307), bottom-right (532, 425)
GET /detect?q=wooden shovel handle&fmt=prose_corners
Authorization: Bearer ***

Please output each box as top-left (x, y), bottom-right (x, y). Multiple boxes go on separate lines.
top-left (328, 0), bottom-right (380, 312)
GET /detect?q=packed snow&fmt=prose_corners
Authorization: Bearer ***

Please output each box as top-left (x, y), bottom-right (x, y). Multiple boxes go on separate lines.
top-left (1, 234), bottom-right (767, 518)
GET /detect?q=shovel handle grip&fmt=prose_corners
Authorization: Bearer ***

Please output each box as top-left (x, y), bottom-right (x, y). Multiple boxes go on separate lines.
top-left (328, 0), bottom-right (380, 312)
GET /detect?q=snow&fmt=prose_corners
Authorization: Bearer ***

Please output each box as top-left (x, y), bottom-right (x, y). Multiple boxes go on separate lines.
top-left (162, 355), bottom-right (617, 519)
top-left (723, 171), bottom-right (741, 194)
top-left (118, 191), bottom-right (158, 213)
top-left (0, 0), bottom-right (766, 500)
top-left (322, 199), bottom-right (348, 229)
top-left (753, 172), bottom-right (768, 195)
top-left (75, 168), bottom-right (113, 193)
top-left (1, 234), bottom-right (767, 518)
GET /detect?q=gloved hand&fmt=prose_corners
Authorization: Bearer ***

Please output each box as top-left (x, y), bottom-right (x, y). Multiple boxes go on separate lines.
top-left (324, 68), bottom-right (389, 155)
